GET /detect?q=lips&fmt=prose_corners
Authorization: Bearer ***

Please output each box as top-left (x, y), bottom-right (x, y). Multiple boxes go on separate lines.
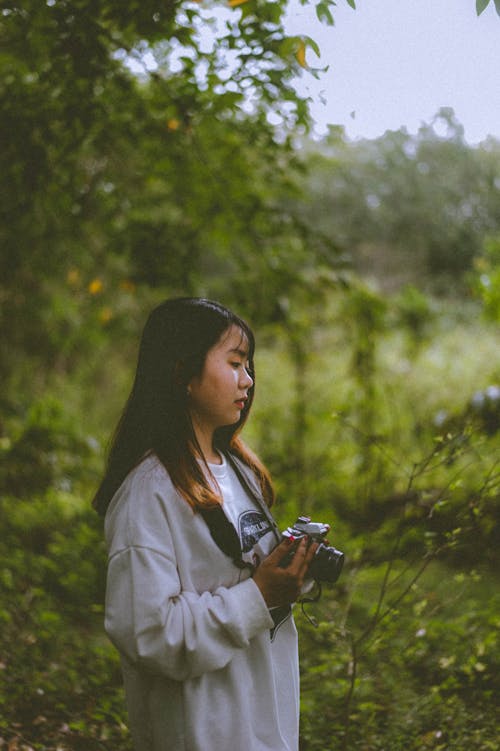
top-left (234, 398), bottom-right (247, 409)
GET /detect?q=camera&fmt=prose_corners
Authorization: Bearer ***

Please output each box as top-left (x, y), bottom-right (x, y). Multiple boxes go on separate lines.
top-left (282, 515), bottom-right (344, 583)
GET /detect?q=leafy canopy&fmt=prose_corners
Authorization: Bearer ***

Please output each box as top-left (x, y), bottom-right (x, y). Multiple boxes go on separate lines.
top-left (476, 0), bottom-right (500, 16)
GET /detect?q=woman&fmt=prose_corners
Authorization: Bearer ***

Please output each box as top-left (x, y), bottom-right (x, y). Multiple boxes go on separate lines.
top-left (93, 298), bottom-right (316, 751)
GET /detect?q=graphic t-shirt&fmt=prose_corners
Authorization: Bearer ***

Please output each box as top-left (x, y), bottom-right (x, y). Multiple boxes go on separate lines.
top-left (209, 454), bottom-right (276, 568)
top-left (208, 454), bottom-right (292, 641)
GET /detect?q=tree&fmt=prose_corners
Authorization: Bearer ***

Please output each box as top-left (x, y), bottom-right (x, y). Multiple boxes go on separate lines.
top-left (0, 0), bottom-right (355, 395)
top-left (1, 0), bottom-right (495, 396)
top-left (295, 111), bottom-right (500, 291)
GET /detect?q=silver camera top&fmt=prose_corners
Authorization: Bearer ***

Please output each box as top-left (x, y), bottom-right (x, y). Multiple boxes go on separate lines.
top-left (289, 515), bottom-right (330, 540)
top-left (295, 520), bottom-right (330, 538)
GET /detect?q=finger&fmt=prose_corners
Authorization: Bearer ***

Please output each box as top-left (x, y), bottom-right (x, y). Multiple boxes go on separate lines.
top-left (304, 541), bottom-right (319, 566)
top-left (291, 540), bottom-right (320, 580)
top-left (285, 537), bottom-right (309, 574)
top-left (265, 536), bottom-right (297, 565)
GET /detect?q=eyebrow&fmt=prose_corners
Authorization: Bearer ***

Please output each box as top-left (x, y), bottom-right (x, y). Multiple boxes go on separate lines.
top-left (227, 347), bottom-right (249, 358)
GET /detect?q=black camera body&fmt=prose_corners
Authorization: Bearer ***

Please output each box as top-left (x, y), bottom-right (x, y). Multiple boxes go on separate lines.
top-left (282, 515), bottom-right (344, 583)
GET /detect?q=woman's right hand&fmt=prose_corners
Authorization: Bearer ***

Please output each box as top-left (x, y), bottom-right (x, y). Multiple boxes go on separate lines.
top-left (252, 537), bottom-right (318, 609)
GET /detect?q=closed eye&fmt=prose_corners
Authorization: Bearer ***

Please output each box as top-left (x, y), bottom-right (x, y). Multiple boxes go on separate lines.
top-left (231, 361), bottom-right (252, 378)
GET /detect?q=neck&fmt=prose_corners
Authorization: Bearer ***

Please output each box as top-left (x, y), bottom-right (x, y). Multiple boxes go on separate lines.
top-left (191, 420), bottom-right (221, 465)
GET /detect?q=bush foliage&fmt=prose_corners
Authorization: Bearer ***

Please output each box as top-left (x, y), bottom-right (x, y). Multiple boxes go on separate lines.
top-left (2, 2), bottom-right (500, 748)
top-left (1, 295), bottom-right (500, 749)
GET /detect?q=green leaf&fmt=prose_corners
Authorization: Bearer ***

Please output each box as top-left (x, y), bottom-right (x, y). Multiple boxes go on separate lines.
top-left (495, 0), bottom-right (500, 16)
top-left (304, 35), bottom-right (321, 58)
top-left (476, 0), bottom-right (490, 15)
top-left (345, 0), bottom-right (356, 8)
top-left (316, 2), bottom-right (335, 25)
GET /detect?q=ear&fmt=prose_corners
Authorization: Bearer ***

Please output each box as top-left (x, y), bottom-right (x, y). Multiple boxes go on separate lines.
top-left (174, 361), bottom-right (194, 398)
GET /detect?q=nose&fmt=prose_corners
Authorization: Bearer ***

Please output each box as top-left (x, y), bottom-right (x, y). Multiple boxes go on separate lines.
top-left (240, 367), bottom-right (253, 390)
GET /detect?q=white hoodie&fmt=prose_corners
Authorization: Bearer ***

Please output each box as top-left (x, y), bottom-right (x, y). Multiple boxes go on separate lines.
top-left (104, 453), bottom-right (300, 751)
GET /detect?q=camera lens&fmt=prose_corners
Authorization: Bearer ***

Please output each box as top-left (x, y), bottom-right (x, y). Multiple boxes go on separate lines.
top-left (310, 544), bottom-right (344, 583)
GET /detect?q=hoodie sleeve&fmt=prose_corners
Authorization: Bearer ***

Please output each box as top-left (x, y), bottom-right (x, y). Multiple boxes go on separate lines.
top-left (104, 466), bottom-right (274, 681)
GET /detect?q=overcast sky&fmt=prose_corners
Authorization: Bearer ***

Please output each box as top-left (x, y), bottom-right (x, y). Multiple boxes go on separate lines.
top-left (285, 0), bottom-right (500, 144)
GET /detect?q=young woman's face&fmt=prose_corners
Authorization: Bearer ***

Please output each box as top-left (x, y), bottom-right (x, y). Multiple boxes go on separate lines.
top-left (187, 325), bottom-right (254, 437)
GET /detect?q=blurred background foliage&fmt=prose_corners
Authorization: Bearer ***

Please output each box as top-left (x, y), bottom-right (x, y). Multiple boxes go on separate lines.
top-left (1, 1), bottom-right (500, 749)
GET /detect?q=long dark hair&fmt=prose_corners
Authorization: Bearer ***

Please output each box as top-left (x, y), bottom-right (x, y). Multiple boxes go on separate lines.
top-left (92, 298), bottom-right (274, 515)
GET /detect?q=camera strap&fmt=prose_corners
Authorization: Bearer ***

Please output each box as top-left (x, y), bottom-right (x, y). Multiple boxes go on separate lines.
top-left (199, 452), bottom-right (281, 572)
top-left (199, 504), bottom-right (253, 572)
top-left (225, 452), bottom-right (281, 545)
